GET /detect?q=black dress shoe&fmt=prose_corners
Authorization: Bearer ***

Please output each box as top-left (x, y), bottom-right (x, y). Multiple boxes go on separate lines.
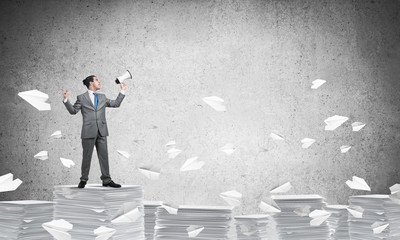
top-left (78, 181), bottom-right (87, 188)
top-left (102, 181), bottom-right (121, 188)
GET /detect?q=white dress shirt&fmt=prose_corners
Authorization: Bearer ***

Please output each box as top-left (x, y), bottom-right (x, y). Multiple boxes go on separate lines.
top-left (63, 89), bottom-right (125, 103)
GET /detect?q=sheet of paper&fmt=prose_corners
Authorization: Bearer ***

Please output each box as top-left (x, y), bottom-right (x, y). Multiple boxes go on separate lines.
top-left (186, 225), bottom-right (204, 238)
top-left (202, 96), bottom-right (226, 112)
top-left (167, 148), bottom-right (182, 159)
top-left (324, 115), bottom-right (349, 131)
top-left (347, 206), bottom-right (364, 218)
top-left (162, 203), bottom-right (179, 215)
top-left (311, 79), bottom-right (326, 89)
top-left (0, 173), bottom-right (22, 193)
top-left (294, 205), bottom-right (311, 217)
top-left (117, 150), bottom-right (130, 160)
top-left (352, 122), bottom-right (366, 131)
top-left (340, 145), bottom-right (351, 153)
top-left (371, 221), bottom-right (389, 234)
top-left (18, 89), bottom-right (51, 111)
top-left (270, 182), bottom-right (292, 194)
top-left (270, 132), bottom-right (284, 141)
top-left (51, 131), bottom-right (62, 139)
top-left (220, 143), bottom-right (236, 155)
top-left (34, 151), bottom-right (48, 160)
top-left (346, 176), bottom-right (371, 191)
top-left (42, 219), bottom-right (73, 240)
top-left (301, 138), bottom-right (315, 149)
top-left (180, 157), bottom-right (205, 171)
top-left (259, 200), bottom-right (281, 213)
top-left (138, 167), bottom-right (160, 180)
top-left (60, 158), bottom-right (75, 168)
top-left (94, 226), bottom-right (116, 240)
top-left (309, 209), bottom-right (331, 226)
top-left (220, 190), bottom-right (242, 207)
top-left (165, 140), bottom-right (176, 147)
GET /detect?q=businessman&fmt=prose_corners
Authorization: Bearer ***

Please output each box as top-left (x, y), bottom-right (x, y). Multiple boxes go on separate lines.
top-left (62, 75), bottom-right (126, 188)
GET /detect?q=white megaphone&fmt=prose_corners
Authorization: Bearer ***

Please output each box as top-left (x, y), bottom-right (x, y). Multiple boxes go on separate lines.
top-left (115, 70), bottom-right (132, 84)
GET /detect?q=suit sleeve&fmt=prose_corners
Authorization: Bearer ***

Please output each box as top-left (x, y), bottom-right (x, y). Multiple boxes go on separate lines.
top-left (63, 96), bottom-right (82, 114)
top-left (105, 92), bottom-right (125, 108)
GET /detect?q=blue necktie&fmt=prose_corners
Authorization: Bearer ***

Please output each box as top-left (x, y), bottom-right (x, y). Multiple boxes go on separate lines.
top-left (93, 92), bottom-right (98, 109)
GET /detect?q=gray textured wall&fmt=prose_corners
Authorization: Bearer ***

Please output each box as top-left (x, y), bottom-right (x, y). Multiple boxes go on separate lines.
top-left (1, 0), bottom-right (400, 214)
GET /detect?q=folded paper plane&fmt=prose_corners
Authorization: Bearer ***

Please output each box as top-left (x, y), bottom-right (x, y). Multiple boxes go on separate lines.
top-left (270, 182), bottom-right (292, 194)
top-left (202, 96), bottom-right (226, 111)
top-left (138, 167), bottom-right (160, 180)
top-left (111, 207), bottom-right (141, 223)
top-left (165, 140), bottom-right (176, 147)
top-left (180, 157), bottom-right (205, 171)
top-left (162, 203), bottom-right (179, 215)
top-left (220, 190), bottom-right (242, 207)
top-left (347, 206), bottom-right (364, 218)
top-left (94, 226), bottom-right (116, 240)
top-left (301, 138), bottom-right (315, 149)
top-left (117, 150), bottom-right (130, 160)
top-left (346, 176), bottom-right (371, 191)
top-left (352, 122), bottom-right (366, 131)
top-left (167, 148), bottom-right (182, 159)
top-left (60, 158), bottom-right (75, 168)
top-left (294, 205), bottom-right (311, 217)
top-left (186, 225), bottom-right (204, 238)
top-left (270, 132), bottom-right (284, 141)
top-left (371, 221), bottom-right (389, 234)
top-left (324, 115), bottom-right (349, 130)
top-left (309, 209), bottom-right (331, 226)
top-left (259, 200), bottom-right (281, 213)
top-left (340, 145), bottom-right (351, 153)
top-left (390, 183), bottom-right (400, 194)
top-left (42, 219), bottom-right (73, 240)
top-left (311, 79), bottom-right (326, 89)
top-left (220, 143), bottom-right (236, 155)
top-left (51, 131), bottom-right (62, 139)
top-left (0, 173), bottom-right (22, 193)
top-left (34, 151), bottom-right (48, 160)
top-left (18, 89), bottom-right (51, 111)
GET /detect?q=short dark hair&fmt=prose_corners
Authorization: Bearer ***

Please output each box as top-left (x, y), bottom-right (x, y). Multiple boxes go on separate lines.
top-left (82, 75), bottom-right (95, 89)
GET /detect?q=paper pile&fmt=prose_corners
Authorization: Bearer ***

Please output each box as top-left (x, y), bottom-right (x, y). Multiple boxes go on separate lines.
top-left (0, 200), bottom-right (53, 240)
top-left (271, 195), bottom-right (330, 239)
top-left (385, 196), bottom-right (400, 238)
top-left (154, 205), bottom-right (235, 239)
top-left (348, 195), bottom-right (391, 239)
top-left (53, 184), bottom-right (145, 239)
top-left (235, 214), bottom-right (269, 239)
top-left (325, 205), bottom-right (350, 240)
top-left (144, 201), bottom-right (163, 240)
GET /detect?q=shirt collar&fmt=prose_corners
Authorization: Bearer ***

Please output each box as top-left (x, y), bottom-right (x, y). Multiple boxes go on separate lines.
top-left (88, 90), bottom-right (96, 95)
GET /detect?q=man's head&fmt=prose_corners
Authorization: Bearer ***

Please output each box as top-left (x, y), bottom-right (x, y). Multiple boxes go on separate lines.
top-left (82, 75), bottom-right (101, 91)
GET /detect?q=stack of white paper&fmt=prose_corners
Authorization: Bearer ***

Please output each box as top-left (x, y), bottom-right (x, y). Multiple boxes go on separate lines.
top-left (53, 184), bottom-right (144, 239)
top-left (0, 200), bottom-right (53, 240)
top-left (325, 205), bottom-right (349, 240)
top-left (385, 197), bottom-right (400, 238)
top-left (144, 201), bottom-right (163, 240)
top-left (348, 195), bottom-right (391, 240)
top-left (235, 214), bottom-right (269, 239)
top-left (154, 205), bottom-right (235, 239)
top-left (271, 195), bottom-right (330, 239)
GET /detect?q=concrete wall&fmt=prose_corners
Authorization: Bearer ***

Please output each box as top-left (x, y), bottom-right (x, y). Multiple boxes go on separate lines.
top-left (1, 0), bottom-right (400, 214)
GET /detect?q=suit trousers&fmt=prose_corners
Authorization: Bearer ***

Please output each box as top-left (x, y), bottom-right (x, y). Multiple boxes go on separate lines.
top-left (80, 132), bottom-right (111, 184)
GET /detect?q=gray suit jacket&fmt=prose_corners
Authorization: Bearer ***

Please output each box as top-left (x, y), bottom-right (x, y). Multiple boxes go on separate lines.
top-left (64, 92), bottom-right (125, 139)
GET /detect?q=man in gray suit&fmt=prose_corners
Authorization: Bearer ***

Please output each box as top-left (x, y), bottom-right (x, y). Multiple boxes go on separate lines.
top-left (62, 75), bottom-right (126, 188)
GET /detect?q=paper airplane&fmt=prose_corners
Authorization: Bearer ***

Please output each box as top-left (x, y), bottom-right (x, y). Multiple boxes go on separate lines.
top-left (117, 150), bottom-right (130, 160)
top-left (259, 200), bottom-right (281, 213)
top-left (294, 206), bottom-right (311, 217)
top-left (347, 206), bottom-right (364, 218)
top-left (18, 89), bottom-right (51, 111)
top-left (340, 145), bottom-right (351, 153)
top-left (42, 219), bottom-right (73, 240)
top-left (34, 151), bottom-right (48, 160)
top-left (111, 207), bottom-right (141, 223)
top-left (51, 131), bottom-right (62, 139)
top-left (324, 115), bottom-right (349, 130)
top-left (94, 226), bottom-right (116, 240)
top-left (202, 96), bottom-right (226, 111)
top-left (346, 176), bottom-right (371, 191)
top-left (270, 182), bottom-right (292, 194)
top-left (390, 183), bottom-right (400, 194)
top-left (167, 148), bottom-right (182, 159)
top-left (0, 173), bottom-right (22, 193)
top-left (220, 190), bottom-right (242, 207)
top-left (301, 138), bottom-right (316, 149)
top-left (352, 122), bottom-right (366, 131)
top-left (138, 167), bottom-right (160, 180)
top-left (371, 221), bottom-right (389, 234)
top-left (186, 225), bottom-right (204, 238)
top-left (390, 192), bottom-right (400, 204)
top-left (165, 140), bottom-right (176, 147)
top-left (270, 132), bottom-right (284, 141)
top-left (309, 209), bottom-right (331, 226)
top-left (162, 203), bottom-right (179, 215)
top-left (220, 143), bottom-right (236, 155)
top-left (180, 157), bottom-right (205, 171)
top-left (60, 158), bottom-right (75, 168)
top-left (311, 79), bottom-right (326, 89)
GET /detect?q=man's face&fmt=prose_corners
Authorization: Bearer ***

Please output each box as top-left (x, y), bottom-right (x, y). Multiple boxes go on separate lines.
top-left (91, 76), bottom-right (101, 90)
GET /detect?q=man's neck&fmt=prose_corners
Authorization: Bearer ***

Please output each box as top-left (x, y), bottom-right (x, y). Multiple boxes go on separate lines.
top-left (88, 88), bottom-right (97, 92)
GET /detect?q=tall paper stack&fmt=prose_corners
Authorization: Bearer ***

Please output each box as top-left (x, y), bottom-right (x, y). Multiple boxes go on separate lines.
top-left (235, 214), bottom-right (269, 239)
top-left (385, 198), bottom-right (400, 238)
top-left (53, 184), bottom-right (144, 239)
top-left (348, 195), bottom-right (391, 240)
top-left (271, 195), bottom-right (330, 239)
top-left (325, 205), bottom-right (349, 240)
top-left (0, 200), bottom-right (53, 240)
top-left (154, 205), bottom-right (235, 239)
top-left (144, 201), bottom-right (163, 240)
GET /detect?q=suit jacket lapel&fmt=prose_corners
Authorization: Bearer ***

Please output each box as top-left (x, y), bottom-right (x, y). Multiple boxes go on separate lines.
top-left (83, 92), bottom-right (95, 110)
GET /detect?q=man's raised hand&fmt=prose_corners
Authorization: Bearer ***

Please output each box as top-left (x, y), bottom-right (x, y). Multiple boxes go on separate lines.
top-left (62, 89), bottom-right (68, 100)
top-left (120, 82), bottom-right (127, 91)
